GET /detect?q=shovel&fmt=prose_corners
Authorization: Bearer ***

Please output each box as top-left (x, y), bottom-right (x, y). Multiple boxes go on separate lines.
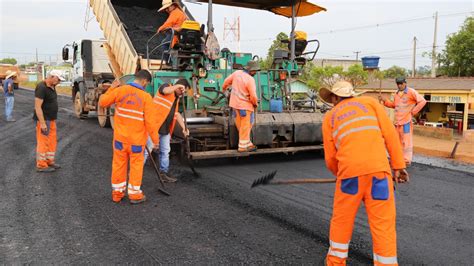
top-left (251, 171), bottom-right (336, 188)
top-left (145, 146), bottom-right (171, 196)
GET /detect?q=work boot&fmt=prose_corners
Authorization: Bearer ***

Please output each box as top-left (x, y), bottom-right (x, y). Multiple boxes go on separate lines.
top-left (161, 172), bottom-right (177, 183)
top-left (112, 191), bottom-right (125, 203)
top-left (48, 163), bottom-right (61, 169)
top-left (238, 145), bottom-right (257, 153)
top-left (6, 118), bottom-right (16, 122)
top-left (130, 195), bottom-right (146, 205)
top-left (36, 167), bottom-right (55, 173)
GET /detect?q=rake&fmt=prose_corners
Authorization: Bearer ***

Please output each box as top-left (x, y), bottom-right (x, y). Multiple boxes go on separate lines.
top-left (251, 171), bottom-right (336, 188)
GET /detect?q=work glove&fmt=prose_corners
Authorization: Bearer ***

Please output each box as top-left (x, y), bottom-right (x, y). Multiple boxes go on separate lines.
top-left (393, 169), bottom-right (409, 183)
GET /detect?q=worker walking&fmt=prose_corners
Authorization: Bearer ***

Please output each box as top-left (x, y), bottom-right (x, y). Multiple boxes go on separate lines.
top-left (379, 77), bottom-right (426, 165)
top-left (34, 70), bottom-right (65, 172)
top-left (320, 81), bottom-right (409, 266)
top-left (144, 79), bottom-right (189, 182)
top-left (99, 70), bottom-right (159, 204)
top-left (223, 61), bottom-right (259, 152)
top-left (3, 70), bottom-right (17, 122)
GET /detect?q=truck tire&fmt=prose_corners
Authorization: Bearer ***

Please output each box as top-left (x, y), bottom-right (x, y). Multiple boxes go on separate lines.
top-left (74, 92), bottom-right (89, 118)
top-left (97, 105), bottom-right (111, 128)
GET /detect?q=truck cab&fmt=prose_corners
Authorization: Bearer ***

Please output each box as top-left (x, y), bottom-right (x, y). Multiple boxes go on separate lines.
top-left (62, 39), bottom-right (115, 125)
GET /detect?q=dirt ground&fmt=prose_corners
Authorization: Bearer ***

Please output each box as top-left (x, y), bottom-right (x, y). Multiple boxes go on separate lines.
top-left (413, 135), bottom-right (474, 164)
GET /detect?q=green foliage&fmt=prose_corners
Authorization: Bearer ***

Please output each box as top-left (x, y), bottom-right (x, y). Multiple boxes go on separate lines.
top-left (260, 32), bottom-right (289, 70)
top-left (438, 17), bottom-right (474, 77)
top-left (383, 65), bottom-right (408, 79)
top-left (0, 58), bottom-right (17, 65)
top-left (299, 64), bottom-right (368, 93)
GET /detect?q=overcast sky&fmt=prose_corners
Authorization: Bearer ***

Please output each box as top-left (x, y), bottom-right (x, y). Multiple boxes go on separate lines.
top-left (0, 0), bottom-right (472, 70)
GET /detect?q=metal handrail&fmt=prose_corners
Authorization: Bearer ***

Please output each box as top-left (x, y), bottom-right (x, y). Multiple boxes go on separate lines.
top-left (146, 28), bottom-right (175, 69)
top-left (302, 39), bottom-right (320, 61)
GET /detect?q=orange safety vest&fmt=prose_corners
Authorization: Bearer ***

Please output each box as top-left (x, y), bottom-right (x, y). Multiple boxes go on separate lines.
top-left (322, 96), bottom-right (406, 179)
top-left (158, 8), bottom-right (187, 48)
top-left (153, 85), bottom-right (180, 135)
top-left (222, 70), bottom-right (258, 112)
top-left (384, 87), bottom-right (427, 126)
top-left (98, 83), bottom-right (159, 146)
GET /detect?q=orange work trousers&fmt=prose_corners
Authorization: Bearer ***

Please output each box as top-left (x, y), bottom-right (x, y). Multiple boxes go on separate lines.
top-left (233, 109), bottom-right (255, 151)
top-left (327, 172), bottom-right (398, 266)
top-left (395, 122), bottom-right (413, 164)
top-left (36, 120), bottom-right (57, 169)
top-left (111, 140), bottom-right (145, 202)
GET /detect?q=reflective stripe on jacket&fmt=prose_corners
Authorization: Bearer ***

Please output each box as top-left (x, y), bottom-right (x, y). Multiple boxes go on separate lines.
top-left (384, 87), bottom-right (426, 125)
top-left (153, 88), bottom-right (179, 135)
top-left (322, 96), bottom-right (406, 179)
top-left (99, 84), bottom-right (159, 146)
top-left (222, 70), bottom-right (258, 112)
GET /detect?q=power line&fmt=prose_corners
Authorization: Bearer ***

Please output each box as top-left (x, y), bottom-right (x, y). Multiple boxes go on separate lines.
top-left (238, 11), bottom-right (472, 42)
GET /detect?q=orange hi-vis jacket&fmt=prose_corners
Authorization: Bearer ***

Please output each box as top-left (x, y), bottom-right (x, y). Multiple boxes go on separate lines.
top-left (158, 8), bottom-right (187, 48)
top-left (322, 96), bottom-right (406, 179)
top-left (153, 86), bottom-right (180, 135)
top-left (99, 83), bottom-right (159, 146)
top-left (384, 86), bottom-right (426, 125)
top-left (222, 70), bottom-right (258, 112)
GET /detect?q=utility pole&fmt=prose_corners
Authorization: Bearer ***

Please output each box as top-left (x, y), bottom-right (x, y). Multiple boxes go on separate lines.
top-left (431, 11), bottom-right (438, 78)
top-left (353, 51), bottom-right (361, 62)
top-left (412, 36), bottom-right (417, 77)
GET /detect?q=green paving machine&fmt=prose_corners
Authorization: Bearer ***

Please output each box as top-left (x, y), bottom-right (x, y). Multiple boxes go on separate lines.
top-left (90, 0), bottom-right (327, 160)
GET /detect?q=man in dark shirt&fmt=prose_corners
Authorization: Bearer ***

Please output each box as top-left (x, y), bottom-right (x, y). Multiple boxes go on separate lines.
top-left (34, 70), bottom-right (64, 172)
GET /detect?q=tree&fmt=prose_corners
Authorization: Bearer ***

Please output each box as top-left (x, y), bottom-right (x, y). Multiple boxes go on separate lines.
top-left (260, 32), bottom-right (289, 70)
top-left (383, 65), bottom-right (408, 79)
top-left (438, 17), bottom-right (474, 77)
top-left (0, 58), bottom-right (17, 65)
top-left (345, 64), bottom-right (368, 88)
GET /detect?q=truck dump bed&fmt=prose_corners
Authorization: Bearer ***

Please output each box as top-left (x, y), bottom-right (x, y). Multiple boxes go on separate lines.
top-left (90, 0), bottom-right (170, 75)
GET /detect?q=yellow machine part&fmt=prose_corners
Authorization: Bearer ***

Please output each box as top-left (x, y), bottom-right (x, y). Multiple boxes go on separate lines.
top-left (181, 20), bottom-right (200, 31)
top-left (295, 31), bottom-right (308, 41)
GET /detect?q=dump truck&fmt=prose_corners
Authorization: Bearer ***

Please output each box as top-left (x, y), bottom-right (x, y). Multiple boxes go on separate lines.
top-left (88, 0), bottom-right (326, 161)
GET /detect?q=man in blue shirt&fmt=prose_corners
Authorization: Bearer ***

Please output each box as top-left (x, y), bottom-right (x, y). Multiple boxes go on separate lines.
top-left (3, 70), bottom-right (17, 122)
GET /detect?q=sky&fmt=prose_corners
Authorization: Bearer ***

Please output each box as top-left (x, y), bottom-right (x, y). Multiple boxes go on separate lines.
top-left (0, 0), bottom-right (472, 70)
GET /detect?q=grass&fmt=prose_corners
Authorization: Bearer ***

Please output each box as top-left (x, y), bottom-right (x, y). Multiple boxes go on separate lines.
top-left (20, 81), bottom-right (72, 96)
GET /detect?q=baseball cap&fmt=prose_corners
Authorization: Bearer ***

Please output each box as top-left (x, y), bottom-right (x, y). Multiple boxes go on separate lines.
top-left (49, 70), bottom-right (65, 81)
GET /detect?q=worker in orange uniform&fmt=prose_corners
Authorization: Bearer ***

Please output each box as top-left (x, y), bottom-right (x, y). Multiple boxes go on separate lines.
top-left (223, 61), bottom-right (259, 152)
top-left (157, 0), bottom-right (187, 62)
top-left (144, 79), bottom-right (189, 182)
top-left (379, 77), bottom-right (426, 165)
top-left (320, 81), bottom-right (409, 266)
top-left (34, 70), bottom-right (65, 172)
top-left (99, 70), bottom-right (159, 205)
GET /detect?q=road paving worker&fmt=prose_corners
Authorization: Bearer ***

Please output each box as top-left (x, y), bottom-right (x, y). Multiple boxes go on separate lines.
top-left (99, 70), bottom-right (159, 205)
top-left (144, 79), bottom-right (189, 182)
top-left (379, 77), bottom-right (426, 165)
top-left (320, 81), bottom-right (409, 266)
top-left (3, 70), bottom-right (17, 122)
top-left (34, 70), bottom-right (65, 172)
top-left (222, 60), bottom-right (259, 152)
top-left (157, 0), bottom-right (187, 61)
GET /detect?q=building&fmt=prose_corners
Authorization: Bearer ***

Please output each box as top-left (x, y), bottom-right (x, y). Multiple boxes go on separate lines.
top-left (357, 78), bottom-right (474, 132)
top-left (313, 58), bottom-right (360, 71)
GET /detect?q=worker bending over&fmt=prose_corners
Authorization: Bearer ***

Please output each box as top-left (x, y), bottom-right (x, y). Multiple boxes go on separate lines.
top-left (144, 79), bottom-right (189, 183)
top-left (99, 70), bottom-right (159, 205)
top-left (379, 77), bottom-right (426, 165)
top-left (223, 61), bottom-right (259, 152)
top-left (320, 81), bottom-right (409, 266)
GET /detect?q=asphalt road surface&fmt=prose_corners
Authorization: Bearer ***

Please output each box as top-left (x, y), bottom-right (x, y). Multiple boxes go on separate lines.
top-left (1, 89), bottom-right (473, 264)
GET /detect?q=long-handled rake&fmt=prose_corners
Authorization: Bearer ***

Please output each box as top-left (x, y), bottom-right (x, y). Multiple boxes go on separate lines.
top-left (145, 146), bottom-right (171, 196)
top-left (181, 98), bottom-right (201, 178)
top-left (251, 171), bottom-right (336, 188)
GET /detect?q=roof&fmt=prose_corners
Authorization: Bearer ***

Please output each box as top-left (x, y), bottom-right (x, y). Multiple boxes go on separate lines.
top-left (358, 78), bottom-right (474, 92)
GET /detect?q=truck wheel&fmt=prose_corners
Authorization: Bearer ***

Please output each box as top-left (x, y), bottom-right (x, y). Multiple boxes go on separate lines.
top-left (74, 92), bottom-right (88, 118)
top-left (97, 106), bottom-right (111, 128)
